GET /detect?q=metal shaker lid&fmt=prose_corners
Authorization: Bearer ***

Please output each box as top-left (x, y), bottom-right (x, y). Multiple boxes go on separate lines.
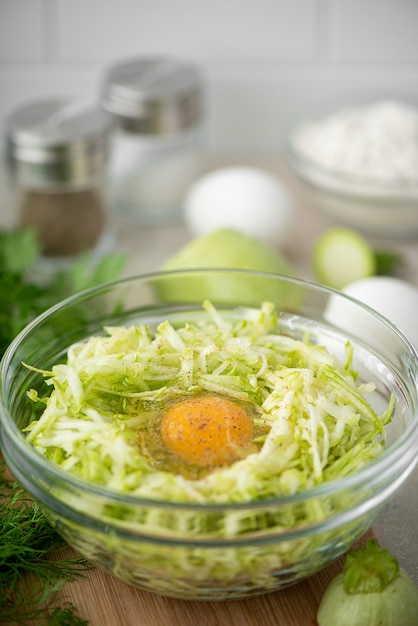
top-left (100, 57), bottom-right (202, 134)
top-left (5, 99), bottom-right (112, 187)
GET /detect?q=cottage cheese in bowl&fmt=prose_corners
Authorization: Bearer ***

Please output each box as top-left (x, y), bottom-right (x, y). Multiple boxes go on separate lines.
top-left (289, 97), bottom-right (418, 236)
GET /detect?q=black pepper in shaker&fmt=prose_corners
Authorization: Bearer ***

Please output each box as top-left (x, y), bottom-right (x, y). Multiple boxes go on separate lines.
top-left (5, 99), bottom-right (112, 258)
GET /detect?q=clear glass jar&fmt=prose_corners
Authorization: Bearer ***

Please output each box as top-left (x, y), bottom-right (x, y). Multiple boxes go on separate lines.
top-left (5, 99), bottom-right (113, 266)
top-left (101, 57), bottom-right (205, 224)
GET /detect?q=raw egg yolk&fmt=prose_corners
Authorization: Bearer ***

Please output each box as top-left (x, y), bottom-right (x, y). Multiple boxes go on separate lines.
top-left (160, 396), bottom-right (254, 468)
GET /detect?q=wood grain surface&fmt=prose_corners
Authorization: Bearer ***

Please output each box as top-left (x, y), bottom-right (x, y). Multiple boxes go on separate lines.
top-left (25, 531), bottom-right (375, 626)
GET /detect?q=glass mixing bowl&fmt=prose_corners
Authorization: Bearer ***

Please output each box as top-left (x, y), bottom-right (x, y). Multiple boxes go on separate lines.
top-left (1, 269), bottom-right (417, 600)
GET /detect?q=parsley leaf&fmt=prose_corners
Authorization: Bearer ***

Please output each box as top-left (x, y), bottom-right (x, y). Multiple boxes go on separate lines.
top-left (0, 228), bottom-right (125, 356)
top-left (0, 228), bottom-right (126, 624)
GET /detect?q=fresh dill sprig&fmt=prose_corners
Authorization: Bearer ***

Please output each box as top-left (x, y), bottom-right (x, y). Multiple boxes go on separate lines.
top-left (46, 603), bottom-right (90, 625)
top-left (0, 461), bottom-right (91, 624)
top-left (0, 228), bottom-right (126, 623)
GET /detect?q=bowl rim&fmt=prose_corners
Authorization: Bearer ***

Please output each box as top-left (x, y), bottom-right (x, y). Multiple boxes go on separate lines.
top-left (1, 268), bottom-right (418, 511)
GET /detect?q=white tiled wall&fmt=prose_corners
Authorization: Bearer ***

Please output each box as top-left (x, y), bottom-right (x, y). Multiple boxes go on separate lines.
top-left (0, 0), bottom-right (417, 152)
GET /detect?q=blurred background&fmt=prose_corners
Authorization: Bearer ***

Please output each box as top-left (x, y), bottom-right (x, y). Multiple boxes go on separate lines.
top-left (1, 0), bottom-right (417, 153)
top-left (1, 0), bottom-right (418, 269)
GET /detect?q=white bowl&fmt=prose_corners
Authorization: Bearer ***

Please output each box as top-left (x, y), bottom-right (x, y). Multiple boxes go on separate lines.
top-left (288, 91), bottom-right (418, 237)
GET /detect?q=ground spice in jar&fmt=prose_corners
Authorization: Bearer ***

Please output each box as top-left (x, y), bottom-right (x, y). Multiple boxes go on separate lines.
top-left (6, 99), bottom-right (112, 259)
top-left (18, 188), bottom-right (107, 257)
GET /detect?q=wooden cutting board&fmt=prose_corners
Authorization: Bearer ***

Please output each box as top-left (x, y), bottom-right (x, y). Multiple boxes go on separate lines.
top-left (26, 531), bottom-right (375, 626)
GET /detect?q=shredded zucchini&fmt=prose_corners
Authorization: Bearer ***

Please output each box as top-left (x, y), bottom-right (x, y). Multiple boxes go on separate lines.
top-left (24, 300), bottom-right (392, 505)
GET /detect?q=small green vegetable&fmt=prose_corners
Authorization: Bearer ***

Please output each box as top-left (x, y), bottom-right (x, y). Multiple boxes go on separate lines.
top-left (161, 228), bottom-right (297, 305)
top-left (317, 540), bottom-right (418, 626)
top-left (313, 227), bottom-right (376, 289)
top-left (163, 228), bottom-right (294, 275)
top-left (313, 227), bottom-right (402, 290)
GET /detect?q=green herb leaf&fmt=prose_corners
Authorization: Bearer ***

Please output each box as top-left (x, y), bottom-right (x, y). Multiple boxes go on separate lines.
top-left (46, 603), bottom-right (89, 625)
top-left (0, 228), bottom-right (126, 356)
top-left (374, 249), bottom-right (404, 275)
top-left (0, 461), bottom-right (91, 624)
top-left (343, 540), bottom-right (399, 594)
top-left (0, 228), bottom-right (126, 624)
top-left (51, 252), bottom-right (126, 300)
top-left (0, 228), bottom-right (39, 274)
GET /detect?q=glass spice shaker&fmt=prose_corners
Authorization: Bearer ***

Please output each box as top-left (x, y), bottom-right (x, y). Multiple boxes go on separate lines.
top-left (100, 56), bottom-right (204, 224)
top-left (5, 99), bottom-right (113, 264)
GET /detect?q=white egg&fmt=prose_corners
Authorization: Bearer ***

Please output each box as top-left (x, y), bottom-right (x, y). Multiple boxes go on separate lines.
top-left (342, 276), bottom-right (418, 349)
top-left (325, 276), bottom-right (418, 351)
top-left (183, 166), bottom-right (295, 247)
